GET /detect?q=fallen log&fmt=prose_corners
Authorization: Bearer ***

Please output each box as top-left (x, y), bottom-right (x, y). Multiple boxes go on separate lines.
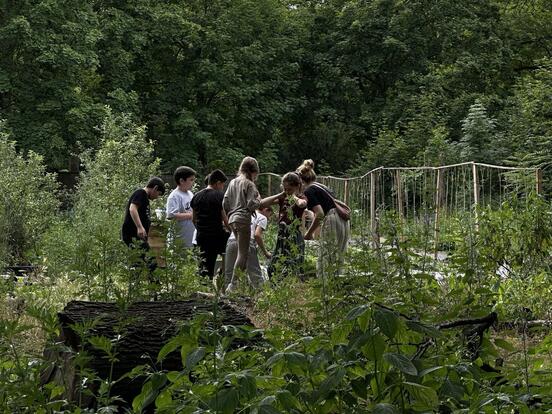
top-left (41, 294), bottom-right (254, 410)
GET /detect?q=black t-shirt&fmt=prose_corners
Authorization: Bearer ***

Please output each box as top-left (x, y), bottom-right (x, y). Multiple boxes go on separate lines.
top-left (122, 189), bottom-right (150, 243)
top-left (304, 184), bottom-right (336, 215)
top-left (191, 188), bottom-right (225, 238)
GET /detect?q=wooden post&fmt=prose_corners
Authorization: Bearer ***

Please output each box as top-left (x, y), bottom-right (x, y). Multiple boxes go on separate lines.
top-left (267, 174), bottom-right (272, 195)
top-left (370, 171), bottom-right (376, 237)
top-left (536, 168), bottom-right (543, 195)
top-left (433, 169), bottom-right (443, 258)
top-left (472, 162), bottom-right (479, 230)
top-left (396, 170), bottom-right (404, 222)
top-left (344, 179), bottom-right (350, 206)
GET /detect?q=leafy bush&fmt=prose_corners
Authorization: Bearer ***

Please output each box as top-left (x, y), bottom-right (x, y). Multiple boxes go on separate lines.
top-left (0, 122), bottom-right (59, 266)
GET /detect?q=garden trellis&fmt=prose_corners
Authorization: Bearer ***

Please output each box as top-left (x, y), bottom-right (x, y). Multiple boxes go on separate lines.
top-left (258, 162), bottom-right (541, 249)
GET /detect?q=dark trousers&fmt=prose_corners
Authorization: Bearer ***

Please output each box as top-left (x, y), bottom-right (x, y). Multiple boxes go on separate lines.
top-left (196, 232), bottom-right (229, 278)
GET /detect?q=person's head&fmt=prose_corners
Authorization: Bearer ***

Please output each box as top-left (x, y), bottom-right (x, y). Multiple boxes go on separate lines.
top-left (282, 171), bottom-right (302, 195)
top-left (208, 169), bottom-right (228, 191)
top-left (145, 176), bottom-right (165, 200)
top-left (258, 205), bottom-right (273, 219)
top-left (174, 166), bottom-right (196, 191)
top-left (296, 159), bottom-right (316, 184)
top-left (239, 156), bottom-right (259, 181)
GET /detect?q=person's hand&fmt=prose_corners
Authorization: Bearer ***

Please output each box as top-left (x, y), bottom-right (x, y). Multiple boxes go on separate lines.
top-left (264, 251), bottom-right (272, 259)
top-left (137, 226), bottom-right (147, 240)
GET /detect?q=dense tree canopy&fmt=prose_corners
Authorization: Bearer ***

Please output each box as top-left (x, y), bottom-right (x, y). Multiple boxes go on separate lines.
top-left (0, 0), bottom-right (550, 174)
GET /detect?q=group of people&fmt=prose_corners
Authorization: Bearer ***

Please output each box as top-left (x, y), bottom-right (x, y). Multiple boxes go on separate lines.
top-left (121, 157), bottom-right (350, 292)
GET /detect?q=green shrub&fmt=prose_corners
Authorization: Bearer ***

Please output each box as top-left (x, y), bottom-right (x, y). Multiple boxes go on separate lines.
top-left (0, 122), bottom-right (59, 266)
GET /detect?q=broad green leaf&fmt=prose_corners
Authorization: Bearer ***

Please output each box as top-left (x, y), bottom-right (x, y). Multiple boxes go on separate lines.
top-left (374, 308), bottom-right (399, 339)
top-left (361, 333), bottom-right (387, 361)
top-left (209, 388), bottom-right (239, 414)
top-left (158, 336), bottom-right (181, 361)
top-left (493, 338), bottom-right (515, 352)
top-left (404, 382), bottom-right (439, 408)
top-left (238, 373), bottom-right (257, 400)
top-left (384, 353), bottom-right (417, 376)
top-left (276, 390), bottom-right (301, 410)
top-left (346, 304), bottom-right (371, 320)
top-left (186, 347), bottom-right (205, 371)
top-left (315, 367), bottom-right (345, 402)
top-left (155, 389), bottom-right (173, 409)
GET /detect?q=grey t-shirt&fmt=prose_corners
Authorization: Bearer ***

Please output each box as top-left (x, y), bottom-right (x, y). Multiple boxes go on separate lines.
top-left (166, 188), bottom-right (195, 247)
top-left (223, 175), bottom-right (260, 225)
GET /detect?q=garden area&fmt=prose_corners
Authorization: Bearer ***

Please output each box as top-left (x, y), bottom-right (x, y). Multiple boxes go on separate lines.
top-left (2, 113), bottom-right (552, 413)
top-left (2, 0), bottom-right (552, 412)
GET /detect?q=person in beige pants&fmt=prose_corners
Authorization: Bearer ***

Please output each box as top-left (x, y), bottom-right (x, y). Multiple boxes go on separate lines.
top-left (297, 159), bottom-right (350, 278)
top-left (223, 157), bottom-right (261, 292)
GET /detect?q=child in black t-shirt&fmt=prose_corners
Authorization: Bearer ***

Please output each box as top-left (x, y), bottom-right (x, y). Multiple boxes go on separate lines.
top-left (191, 170), bottom-right (231, 278)
top-left (122, 177), bottom-right (165, 265)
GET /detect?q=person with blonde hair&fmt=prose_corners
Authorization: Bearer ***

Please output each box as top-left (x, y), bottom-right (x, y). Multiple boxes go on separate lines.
top-left (223, 156), bottom-right (261, 292)
top-left (297, 159), bottom-right (350, 277)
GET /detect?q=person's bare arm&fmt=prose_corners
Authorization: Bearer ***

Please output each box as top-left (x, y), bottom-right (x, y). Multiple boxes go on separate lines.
top-left (254, 226), bottom-right (271, 258)
top-left (129, 203), bottom-right (147, 240)
top-left (260, 191), bottom-right (285, 208)
top-left (304, 204), bottom-right (324, 240)
top-left (171, 211), bottom-right (193, 221)
top-left (192, 209), bottom-right (198, 226)
top-left (221, 210), bottom-right (231, 232)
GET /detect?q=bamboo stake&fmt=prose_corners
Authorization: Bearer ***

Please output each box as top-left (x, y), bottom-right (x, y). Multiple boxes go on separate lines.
top-left (396, 170), bottom-right (404, 222)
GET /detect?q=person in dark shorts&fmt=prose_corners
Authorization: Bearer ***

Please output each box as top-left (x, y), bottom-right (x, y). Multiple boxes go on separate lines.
top-left (121, 176), bottom-right (165, 271)
top-left (191, 169), bottom-right (231, 278)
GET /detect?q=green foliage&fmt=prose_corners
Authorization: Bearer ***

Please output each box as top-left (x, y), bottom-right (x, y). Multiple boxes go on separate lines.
top-left (1, 0), bottom-right (550, 174)
top-left (459, 100), bottom-right (498, 163)
top-left (0, 123), bottom-right (59, 265)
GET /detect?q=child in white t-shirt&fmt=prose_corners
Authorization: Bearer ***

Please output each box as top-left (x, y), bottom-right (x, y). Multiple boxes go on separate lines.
top-left (224, 206), bottom-right (273, 290)
top-left (166, 166), bottom-right (196, 248)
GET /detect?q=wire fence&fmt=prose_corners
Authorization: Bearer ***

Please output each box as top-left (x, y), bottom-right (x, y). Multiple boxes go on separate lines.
top-left (257, 162), bottom-right (541, 246)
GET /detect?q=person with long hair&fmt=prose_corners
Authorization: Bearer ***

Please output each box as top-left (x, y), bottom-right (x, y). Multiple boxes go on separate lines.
top-left (223, 156), bottom-right (261, 292)
top-left (297, 159), bottom-right (350, 277)
top-left (261, 172), bottom-right (307, 279)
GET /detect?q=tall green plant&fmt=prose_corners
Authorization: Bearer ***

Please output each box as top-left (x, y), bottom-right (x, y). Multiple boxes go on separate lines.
top-left (0, 122), bottom-right (59, 266)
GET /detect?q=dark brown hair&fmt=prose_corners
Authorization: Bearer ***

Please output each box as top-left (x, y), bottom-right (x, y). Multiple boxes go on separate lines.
top-left (282, 171), bottom-right (302, 187)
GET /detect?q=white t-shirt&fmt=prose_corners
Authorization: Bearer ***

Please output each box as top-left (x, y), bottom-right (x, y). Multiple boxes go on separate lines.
top-left (166, 188), bottom-right (195, 247)
top-left (229, 214), bottom-right (268, 245)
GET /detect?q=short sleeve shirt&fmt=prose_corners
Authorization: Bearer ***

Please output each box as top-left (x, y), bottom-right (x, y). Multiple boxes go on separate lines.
top-left (191, 188), bottom-right (225, 238)
top-left (228, 214), bottom-right (268, 245)
top-left (304, 184), bottom-right (336, 214)
top-left (122, 189), bottom-right (150, 243)
top-left (166, 188), bottom-right (195, 247)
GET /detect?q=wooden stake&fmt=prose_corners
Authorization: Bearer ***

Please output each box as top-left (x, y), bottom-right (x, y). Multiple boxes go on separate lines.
top-left (268, 174), bottom-right (272, 195)
top-left (370, 171), bottom-right (376, 236)
top-left (396, 170), bottom-right (404, 221)
top-left (472, 162), bottom-right (479, 229)
top-left (536, 168), bottom-right (543, 195)
top-left (344, 179), bottom-right (350, 205)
